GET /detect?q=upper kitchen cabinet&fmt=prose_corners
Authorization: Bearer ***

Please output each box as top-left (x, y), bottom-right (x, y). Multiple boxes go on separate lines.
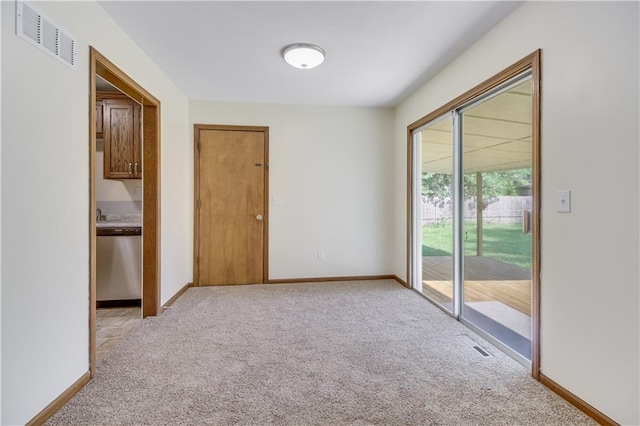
top-left (96, 100), bottom-right (104, 138)
top-left (100, 95), bottom-right (142, 179)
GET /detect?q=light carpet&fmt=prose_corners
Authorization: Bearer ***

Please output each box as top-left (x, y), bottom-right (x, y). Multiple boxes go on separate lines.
top-left (48, 280), bottom-right (594, 425)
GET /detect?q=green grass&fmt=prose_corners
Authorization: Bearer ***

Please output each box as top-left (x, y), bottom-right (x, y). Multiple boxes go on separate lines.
top-left (422, 222), bottom-right (532, 268)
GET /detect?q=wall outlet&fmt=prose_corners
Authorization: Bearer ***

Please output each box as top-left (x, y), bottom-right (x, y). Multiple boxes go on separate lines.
top-left (272, 196), bottom-right (284, 206)
top-left (317, 250), bottom-right (325, 260)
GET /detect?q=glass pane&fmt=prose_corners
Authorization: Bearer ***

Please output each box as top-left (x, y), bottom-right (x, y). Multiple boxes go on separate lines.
top-left (419, 115), bottom-right (454, 312)
top-left (461, 79), bottom-right (533, 360)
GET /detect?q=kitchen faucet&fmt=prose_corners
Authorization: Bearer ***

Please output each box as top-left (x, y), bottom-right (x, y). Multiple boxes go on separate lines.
top-left (96, 208), bottom-right (103, 222)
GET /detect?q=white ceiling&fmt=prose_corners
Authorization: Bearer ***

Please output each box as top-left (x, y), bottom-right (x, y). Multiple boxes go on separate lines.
top-left (98, 1), bottom-right (523, 108)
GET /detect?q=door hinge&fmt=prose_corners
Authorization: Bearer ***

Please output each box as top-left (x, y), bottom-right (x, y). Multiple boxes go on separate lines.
top-left (197, 142), bottom-right (201, 151)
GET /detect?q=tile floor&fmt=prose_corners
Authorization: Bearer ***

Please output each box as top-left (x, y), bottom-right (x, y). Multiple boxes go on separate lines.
top-left (96, 307), bottom-right (142, 360)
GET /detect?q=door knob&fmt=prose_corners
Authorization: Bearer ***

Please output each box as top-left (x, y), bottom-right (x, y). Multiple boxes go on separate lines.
top-left (256, 215), bottom-right (263, 221)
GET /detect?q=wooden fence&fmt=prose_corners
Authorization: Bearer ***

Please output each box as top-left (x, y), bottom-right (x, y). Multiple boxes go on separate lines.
top-left (421, 196), bottom-right (533, 225)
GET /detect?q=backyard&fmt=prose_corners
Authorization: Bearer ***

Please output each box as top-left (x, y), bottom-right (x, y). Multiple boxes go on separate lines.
top-left (422, 222), bottom-right (532, 269)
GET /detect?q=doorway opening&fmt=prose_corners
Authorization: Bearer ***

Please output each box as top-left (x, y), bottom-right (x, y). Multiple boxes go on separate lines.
top-left (89, 47), bottom-right (161, 375)
top-left (408, 51), bottom-right (541, 374)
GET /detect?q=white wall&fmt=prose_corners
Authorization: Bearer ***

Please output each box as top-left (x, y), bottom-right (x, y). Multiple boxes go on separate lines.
top-left (394, 2), bottom-right (639, 424)
top-left (0, 2), bottom-right (3, 421)
top-left (190, 101), bottom-right (395, 280)
top-left (0, 1), bottom-right (190, 424)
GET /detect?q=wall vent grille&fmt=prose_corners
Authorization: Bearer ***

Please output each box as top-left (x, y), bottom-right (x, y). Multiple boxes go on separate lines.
top-left (21, 3), bottom-right (40, 43)
top-left (42, 19), bottom-right (58, 55)
top-left (16, 1), bottom-right (77, 70)
top-left (59, 32), bottom-right (75, 66)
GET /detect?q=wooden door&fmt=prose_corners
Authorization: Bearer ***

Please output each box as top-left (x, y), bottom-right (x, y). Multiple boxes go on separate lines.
top-left (195, 125), bottom-right (268, 285)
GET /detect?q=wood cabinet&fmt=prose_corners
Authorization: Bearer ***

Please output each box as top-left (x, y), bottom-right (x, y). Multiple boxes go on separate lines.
top-left (98, 94), bottom-right (142, 179)
top-left (96, 100), bottom-right (104, 138)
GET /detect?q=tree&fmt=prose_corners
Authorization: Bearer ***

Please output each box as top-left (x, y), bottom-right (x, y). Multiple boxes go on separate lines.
top-left (478, 169), bottom-right (531, 198)
top-left (421, 168), bottom-right (531, 206)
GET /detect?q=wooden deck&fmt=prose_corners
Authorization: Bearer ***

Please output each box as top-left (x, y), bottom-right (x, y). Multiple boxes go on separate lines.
top-left (421, 256), bottom-right (531, 315)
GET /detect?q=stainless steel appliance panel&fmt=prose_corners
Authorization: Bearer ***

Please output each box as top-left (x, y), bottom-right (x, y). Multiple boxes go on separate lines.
top-left (96, 235), bottom-right (142, 301)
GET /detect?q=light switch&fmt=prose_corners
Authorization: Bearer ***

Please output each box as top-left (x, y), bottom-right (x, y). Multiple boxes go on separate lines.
top-left (557, 190), bottom-right (571, 213)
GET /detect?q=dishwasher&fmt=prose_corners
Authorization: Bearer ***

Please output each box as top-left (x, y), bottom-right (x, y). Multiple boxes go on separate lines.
top-left (96, 226), bottom-right (142, 302)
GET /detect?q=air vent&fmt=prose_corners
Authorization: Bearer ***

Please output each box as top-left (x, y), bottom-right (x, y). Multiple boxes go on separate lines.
top-left (42, 19), bottom-right (58, 55)
top-left (473, 345), bottom-right (491, 357)
top-left (20, 3), bottom-right (40, 43)
top-left (16, 1), bottom-right (77, 70)
top-left (458, 334), bottom-right (494, 358)
top-left (59, 32), bottom-right (75, 66)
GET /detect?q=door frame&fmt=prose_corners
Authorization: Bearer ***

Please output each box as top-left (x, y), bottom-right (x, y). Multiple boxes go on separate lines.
top-left (193, 124), bottom-right (270, 286)
top-left (406, 50), bottom-right (541, 377)
top-left (89, 47), bottom-right (161, 376)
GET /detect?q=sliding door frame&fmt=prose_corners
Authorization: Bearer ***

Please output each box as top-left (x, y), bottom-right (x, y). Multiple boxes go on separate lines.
top-left (407, 50), bottom-right (541, 377)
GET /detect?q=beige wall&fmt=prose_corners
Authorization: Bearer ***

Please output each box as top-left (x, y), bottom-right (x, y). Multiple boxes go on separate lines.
top-left (0, 1), bottom-right (3, 419)
top-left (96, 142), bottom-right (142, 202)
top-left (0, 1), bottom-right (190, 424)
top-left (2, 1), bottom-right (638, 424)
top-left (394, 2), bottom-right (639, 424)
top-left (189, 101), bottom-right (395, 280)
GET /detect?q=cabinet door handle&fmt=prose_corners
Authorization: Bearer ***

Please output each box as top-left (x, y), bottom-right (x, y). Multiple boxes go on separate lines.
top-left (134, 163), bottom-right (138, 174)
top-left (128, 163), bottom-right (133, 174)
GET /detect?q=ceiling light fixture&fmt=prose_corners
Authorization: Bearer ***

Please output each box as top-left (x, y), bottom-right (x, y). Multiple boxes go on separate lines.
top-left (281, 43), bottom-right (325, 70)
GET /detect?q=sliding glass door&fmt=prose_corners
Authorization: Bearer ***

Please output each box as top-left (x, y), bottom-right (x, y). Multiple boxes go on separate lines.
top-left (460, 78), bottom-right (533, 361)
top-left (414, 114), bottom-right (455, 313)
top-left (410, 62), bottom-right (538, 367)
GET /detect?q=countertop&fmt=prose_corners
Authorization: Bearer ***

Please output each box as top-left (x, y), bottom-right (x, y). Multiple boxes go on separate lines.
top-left (96, 221), bottom-right (142, 229)
top-left (96, 213), bottom-right (142, 229)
